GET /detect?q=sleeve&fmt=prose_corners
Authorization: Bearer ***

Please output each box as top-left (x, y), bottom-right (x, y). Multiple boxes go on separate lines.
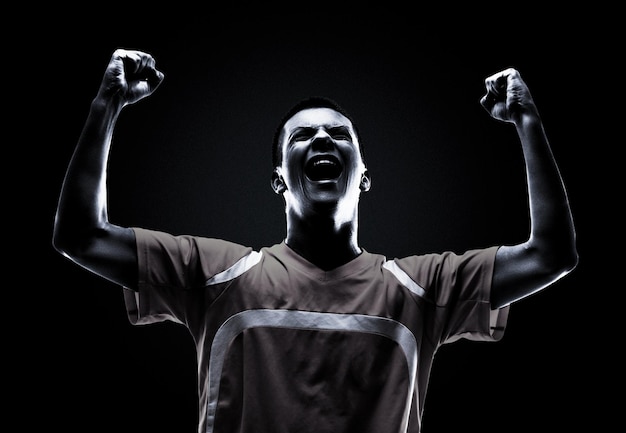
top-left (394, 246), bottom-right (509, 345)
top-left (123, 227), bottom-right (253, 326)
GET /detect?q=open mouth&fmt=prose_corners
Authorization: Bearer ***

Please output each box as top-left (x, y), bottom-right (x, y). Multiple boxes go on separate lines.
top-left (305, 154), bottom-right (343, 181)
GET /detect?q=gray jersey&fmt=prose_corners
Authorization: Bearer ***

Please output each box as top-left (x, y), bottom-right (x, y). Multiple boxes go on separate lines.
top-left (124, 227), bottom-right (509, 433)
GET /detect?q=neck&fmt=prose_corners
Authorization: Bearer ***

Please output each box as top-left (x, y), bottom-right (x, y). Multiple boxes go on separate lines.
top-left (285, 213), bottom-right (361, 271)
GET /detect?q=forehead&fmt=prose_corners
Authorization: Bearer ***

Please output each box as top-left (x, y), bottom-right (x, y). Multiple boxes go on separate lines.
top-left (283, 107), bottom-right (354, 133)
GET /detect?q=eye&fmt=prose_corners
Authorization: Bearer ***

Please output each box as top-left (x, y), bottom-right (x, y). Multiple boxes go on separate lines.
top-left (293, 132), bottom-right (313, 141)
top-left (329, 126), bottom-right (352, 141)
top-left (291, 128), bottom-right (316, 142)
top-left (331, 132), bottom-right (351, 141)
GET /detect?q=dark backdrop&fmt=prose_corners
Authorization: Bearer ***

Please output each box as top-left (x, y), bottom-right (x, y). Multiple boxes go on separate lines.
top-left (23, 11), bottom-right (607, 433)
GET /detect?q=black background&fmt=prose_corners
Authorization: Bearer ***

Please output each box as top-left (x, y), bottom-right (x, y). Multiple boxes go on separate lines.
top-left (20, 9), bottom-right (611, 433)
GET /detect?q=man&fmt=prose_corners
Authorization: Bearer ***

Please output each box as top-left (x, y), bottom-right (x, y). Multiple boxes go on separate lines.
top-left (53, 48), bottom-right (578, 433)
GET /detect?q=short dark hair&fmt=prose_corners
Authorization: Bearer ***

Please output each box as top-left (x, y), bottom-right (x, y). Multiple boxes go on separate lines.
top-left (272, 96), bottom-right (365, 168)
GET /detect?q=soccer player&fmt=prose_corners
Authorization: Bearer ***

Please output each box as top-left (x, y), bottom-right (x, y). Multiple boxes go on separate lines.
top-left (53, 48), bottom-right (578, 433)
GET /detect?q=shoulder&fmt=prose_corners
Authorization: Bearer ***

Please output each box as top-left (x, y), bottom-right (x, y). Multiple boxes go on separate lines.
top-left (132, 227), bottom-right (255, 262)
top-left (394, 246), bottom-right (499, 269)
top-left (391, 246), bottom-right (499, 288)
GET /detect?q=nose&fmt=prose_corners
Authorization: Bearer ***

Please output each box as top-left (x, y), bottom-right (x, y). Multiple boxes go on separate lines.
top-left (311, 129), bottom-right (334, 151)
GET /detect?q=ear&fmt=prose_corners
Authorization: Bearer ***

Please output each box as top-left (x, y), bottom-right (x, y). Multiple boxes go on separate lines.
top-left (359, 170), bottom-right (371, 192)
top-left (271, 168), bottom-right (287, 194)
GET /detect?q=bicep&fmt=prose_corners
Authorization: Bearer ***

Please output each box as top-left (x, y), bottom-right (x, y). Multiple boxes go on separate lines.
top-left (65, 224), bottom-right (139, 290)
top-left (491, 243), bottom-right (551, 309)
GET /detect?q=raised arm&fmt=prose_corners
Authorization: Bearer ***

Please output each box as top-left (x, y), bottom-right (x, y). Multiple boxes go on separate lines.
top-left (480, 68), bottom-right (578, 308)
top-left (52, 49), bottom-right (165, 289)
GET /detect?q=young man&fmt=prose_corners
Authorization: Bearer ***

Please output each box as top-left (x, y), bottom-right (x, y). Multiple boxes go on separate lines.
top-left (53, 48), bottom-right (578, 433)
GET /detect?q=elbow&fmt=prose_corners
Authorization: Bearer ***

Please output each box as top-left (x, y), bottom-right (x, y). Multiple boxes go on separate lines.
top-left (544, 240), bottom-right (579, 282)
top-left (52, 222), bottom-right (79, 260)
top-left (52, 216), bottom-right (97, 262)
top-left (52, 217), bottom-right (67, 256)
top-left (558, 231), bottom-right (579, 275)
top-left (560, 246), bottom-right (579, 276)
top-left (531, 224), bottom-right (579, 280)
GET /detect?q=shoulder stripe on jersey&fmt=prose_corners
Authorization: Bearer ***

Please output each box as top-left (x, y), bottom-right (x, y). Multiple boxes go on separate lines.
top-left (383, 259), bottom-right (426, 298)
top-left (205, 251), bottom-right (262, 286)
top-left (205, 309), bottom-right (419, 433)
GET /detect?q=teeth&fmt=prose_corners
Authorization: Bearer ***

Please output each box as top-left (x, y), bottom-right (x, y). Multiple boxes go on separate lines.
top-left (314, 159), bottom-right (335, 166)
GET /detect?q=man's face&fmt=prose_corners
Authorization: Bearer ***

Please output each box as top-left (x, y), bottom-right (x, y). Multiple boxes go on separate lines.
top-left (273, 107), bottom-right (369, 219)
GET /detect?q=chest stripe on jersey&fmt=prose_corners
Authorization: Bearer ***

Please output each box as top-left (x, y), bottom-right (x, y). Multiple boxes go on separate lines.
top-left (205, 251), bottom-right (263, 286)
top-left (205, 309), bottom-right (419, 433)
top-left (383, 260), bottom-right (426, 298)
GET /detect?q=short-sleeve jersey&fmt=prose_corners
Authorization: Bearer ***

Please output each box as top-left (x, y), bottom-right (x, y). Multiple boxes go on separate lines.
top-left (124, 227), bottom-right (510, 433)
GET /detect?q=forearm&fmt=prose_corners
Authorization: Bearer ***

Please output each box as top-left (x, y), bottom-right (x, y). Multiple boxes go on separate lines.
top-left (53, 97), bottom-right (123, 254)
top-left (516, 112), bottom-right (577, 259)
